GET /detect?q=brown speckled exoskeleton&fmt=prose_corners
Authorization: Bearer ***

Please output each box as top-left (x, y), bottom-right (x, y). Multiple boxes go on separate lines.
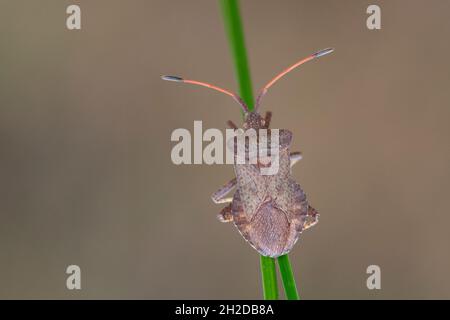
top-left (162, 48), bottom-right (333, 257)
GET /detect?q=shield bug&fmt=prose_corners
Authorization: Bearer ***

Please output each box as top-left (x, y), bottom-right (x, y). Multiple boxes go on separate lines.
top-left (162, 48), bottom-right (333, 257)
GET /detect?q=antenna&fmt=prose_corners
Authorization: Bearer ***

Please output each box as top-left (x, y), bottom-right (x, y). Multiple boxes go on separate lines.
top-left (254, 48), bottom-right (334, 112)
top-left (161, 75), bottom-right (249, 113)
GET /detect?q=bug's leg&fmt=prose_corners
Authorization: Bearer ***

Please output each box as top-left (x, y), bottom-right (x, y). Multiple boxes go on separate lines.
top-left (227, 120), bottom-right (238, 129)
top-left (290, 151), bottom-right (303, 168)
top-left (264, 111), bottom-right (272, 128)
top-left (217, 204), bottom-right (234, 223)
top-left (303, 205), bottom-right (319, 230)
top-left (211, 178), bottom-right (237, 204)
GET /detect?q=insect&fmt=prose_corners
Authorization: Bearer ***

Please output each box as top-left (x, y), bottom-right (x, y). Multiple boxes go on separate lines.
top-left (162, 48), bottom-right (333, 257)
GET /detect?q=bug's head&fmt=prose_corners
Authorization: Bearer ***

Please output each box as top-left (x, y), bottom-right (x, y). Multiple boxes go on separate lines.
top-left (243, 111), bottom-right (265, 130)
top-left (161, 48), bottom-right (334, 124)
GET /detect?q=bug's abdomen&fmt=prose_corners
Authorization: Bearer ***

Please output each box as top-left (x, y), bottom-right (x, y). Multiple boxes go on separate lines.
top-left (249, 202), bottom-right (290, 257)
top-left (232, 193), bottom-right (295, 258)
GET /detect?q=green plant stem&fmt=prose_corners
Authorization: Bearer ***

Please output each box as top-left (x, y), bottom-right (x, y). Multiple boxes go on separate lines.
top-left (219, 0), bottom-right (254, 110)
top-left (260, 255), bottom-right (279, 300)
top-left (219, 0), bottom-right (279, 300)
top-left (278, 254), bottom-right (300, 299)
top-left (220, 0), bottom-right (299, 300)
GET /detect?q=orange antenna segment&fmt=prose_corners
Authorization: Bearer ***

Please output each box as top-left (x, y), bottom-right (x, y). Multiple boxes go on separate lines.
top-left (161, 75), bottom-right (248, 112)
top-left (255, 48), bottom-right (334, 111)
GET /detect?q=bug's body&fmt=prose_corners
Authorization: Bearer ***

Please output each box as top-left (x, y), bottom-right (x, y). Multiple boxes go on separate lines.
top-left (163, 48), bottom-right (332, 257)
top-left (220, 112), bottom-right (318, 257)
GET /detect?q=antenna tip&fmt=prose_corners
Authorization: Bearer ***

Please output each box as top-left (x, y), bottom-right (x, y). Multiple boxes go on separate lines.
top-left (161, 75), bottom-right (184, 82)
top-left (313, 48), bottom-right (334, 58)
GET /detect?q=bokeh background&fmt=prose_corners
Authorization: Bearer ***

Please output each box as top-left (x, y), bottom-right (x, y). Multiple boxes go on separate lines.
top-left (1, 0), bottom-right (449, 299)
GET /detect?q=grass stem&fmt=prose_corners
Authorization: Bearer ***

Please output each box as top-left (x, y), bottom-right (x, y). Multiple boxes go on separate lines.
top-left (219, 0), bottom-right (254, 110)
top-left (260, 255), bottom-right (279, 299)
top-left (278, 254), bottom-right (300, 299)
top-left (219, 0), bottom-right (299, 300)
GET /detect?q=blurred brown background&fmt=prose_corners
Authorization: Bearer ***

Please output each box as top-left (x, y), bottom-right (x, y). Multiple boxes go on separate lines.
top-left (0, 0), bottom-right (449, 299)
